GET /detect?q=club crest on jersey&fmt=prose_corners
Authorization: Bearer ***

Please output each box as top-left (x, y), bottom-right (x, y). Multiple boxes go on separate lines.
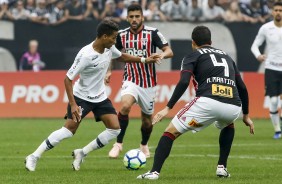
top-left (141, 38), bottom-right (148, 45)
top-left (212, 84), bottom-right (233, 98)
top-left (188, 118), bottom-right (202, 127)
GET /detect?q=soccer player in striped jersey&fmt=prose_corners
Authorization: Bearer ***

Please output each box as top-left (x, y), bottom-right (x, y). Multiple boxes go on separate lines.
top-left (108, 4), bottom-right (173, 158)
top-left (137, 26), bottom-right (254, 180)
top-left (251, 2), bottom-right (282, 139)
top-left (25, 19), bottom-right (160, 172)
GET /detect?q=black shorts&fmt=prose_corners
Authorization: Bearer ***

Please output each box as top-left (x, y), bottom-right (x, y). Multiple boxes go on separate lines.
top-left (265, 69), bottom-right (282, 97)
top-left (67, 96), bottom-right (117, 122)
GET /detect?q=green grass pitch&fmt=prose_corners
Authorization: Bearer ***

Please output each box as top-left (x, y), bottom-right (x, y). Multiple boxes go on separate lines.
top-left (0, 118), bottom-right (282, 184)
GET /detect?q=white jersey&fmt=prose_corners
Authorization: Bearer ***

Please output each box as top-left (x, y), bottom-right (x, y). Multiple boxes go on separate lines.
top-left (251, 21), bottom-right (282, 71)
top-left (66, 42), bottom-right (122, 103)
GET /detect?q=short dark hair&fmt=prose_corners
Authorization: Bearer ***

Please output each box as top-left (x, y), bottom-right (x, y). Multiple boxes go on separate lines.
top-left (97, 19), bottom-right (119, 38)
top-left (127, 4), bottom-right (143, 14)
top-left (192, 26), bottom-right (211, 46)
top-left (273, 2), bottom-right (282, 7)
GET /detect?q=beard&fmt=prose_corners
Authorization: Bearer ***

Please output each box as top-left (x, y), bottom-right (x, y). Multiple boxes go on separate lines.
top-left (131, 21), bottom-right (143, 31)
top-left (275, 15), bottom-right (281, 22)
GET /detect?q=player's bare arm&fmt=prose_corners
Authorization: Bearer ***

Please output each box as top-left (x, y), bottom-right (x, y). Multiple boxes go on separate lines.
top-left (234, 65), bottom-right (254, 135)
top-left (243, 114), bottom-right (255, 135)
top-left (153, 71), bottom-right (191, 125)
top-left (257, 54), bottom-right (266, 62)
top-left (104, 61), bottom-right (113, 85)
top-left (64, 76), bottom-right (81, 123)
top-left (160, 45), bottom-right (174, 60)
top-left (152, 106), bottom-right (170, 125)
top-left (116, 53), bottom-right (161, 63)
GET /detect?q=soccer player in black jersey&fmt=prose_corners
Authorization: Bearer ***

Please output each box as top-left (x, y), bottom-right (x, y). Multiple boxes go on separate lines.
top-left (137, 26), bottom-right (254, 180)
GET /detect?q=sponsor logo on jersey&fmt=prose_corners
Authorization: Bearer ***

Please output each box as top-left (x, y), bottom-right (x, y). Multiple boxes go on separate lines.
top-left (92, 55), bottom-right (98, 60)
top-left (212, 84), bottom-right (233, 98)
top-left (125, 48), bottom-right (147, 57)
top-left (188, 118), bottom-right (202, 127)
top-left (87, 91), bottom-right (105, 100)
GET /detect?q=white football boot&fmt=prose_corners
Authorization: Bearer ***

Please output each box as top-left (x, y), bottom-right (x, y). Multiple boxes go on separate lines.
top-left (108, 143), bottom-right (123, 158)
top-left (72, 149), bottom-right (86, 171)
top-left (137, 171), bottom-right (159, 180)
top-left (25, 154), bottom-right (39, 171)
top-left (216, 165), bottom-right (231, 178)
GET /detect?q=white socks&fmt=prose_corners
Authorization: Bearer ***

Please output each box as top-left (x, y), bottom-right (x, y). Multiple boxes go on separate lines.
top-left (31, 127), bottom-right (121, 158)
top-left (32, 127), bottom-right (73, 158)
top-left (82, 128), bottom-right (121, 155)
top-left (269, 96), bottom-right (281, 132)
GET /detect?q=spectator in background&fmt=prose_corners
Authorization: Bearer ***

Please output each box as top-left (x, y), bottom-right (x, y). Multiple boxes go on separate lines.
top-left (202, 0), bottom-right (225, 22)
top-left (0, 0), bottom-right (14, 20)
top-left (100, 0), bottom-right (121, 22)
top-left (25, 0), bottom-right (36, 14)
top-left (223, 1), bottom-right (254, 22)
top-left (239, 0), bottom-right (265, 23)
top-left (19, 40), bottom-right (45, 72)
top-left (216, 0), bottom-right (232, 10)
top-left (185, 0), bottom-right (204, 22)
top-left (84, 0), bottom-right (99, 20)
top-left (160, 0), bottom-right (186, 21)
top-left (30, 0), bottom-right (50, 25)
top-left (65, 0), bottom-right (86, 20)
top-left (10, 0), bottom-right (30, 20)
top-left (114, 0), bottom-right (127, 21)
top-left (49, 0), bottom-right (68, 25)
top-left (144, 1), bottom-right (167, 21)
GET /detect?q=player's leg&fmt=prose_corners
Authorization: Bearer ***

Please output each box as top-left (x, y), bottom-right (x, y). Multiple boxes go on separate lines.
top-left (269, 96), bottom-right (281, 138)
top-left (214, 102), bottom-right (241, 178)
top-left (25, 119), bottom-right (80, 171)
top-left (25, 96), bottom-right (90, 171)
top-left (140, 112), bottom-right (153, 158)
top-left (109, 81), bottom-right (137, 158)
top-left (265, 69), bottom-right (281, 139)
top-left (73, 99), bottom-right (121, 170)
top-left (216, 123), bottom-right (234, 178)
top-left (137, 122), bottom-right (182, 180)
top-left (138, 86), bottom-right (156, 158)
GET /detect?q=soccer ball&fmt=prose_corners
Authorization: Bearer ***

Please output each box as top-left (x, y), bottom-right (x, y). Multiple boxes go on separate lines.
top-left (123, 149), bottom-right (146, 170)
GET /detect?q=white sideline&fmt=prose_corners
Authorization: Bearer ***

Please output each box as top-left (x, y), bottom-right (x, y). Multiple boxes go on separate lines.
top-left (5, 154), bottom-right (282, 161)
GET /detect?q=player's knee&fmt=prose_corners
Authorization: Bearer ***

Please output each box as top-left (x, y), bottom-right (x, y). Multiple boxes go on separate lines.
top-left (120, 105), bottom-right (131, 114)
top-left (106, 128), bottom-right (121, 138)
top-left (269, 96), bottom-right (279, 112)
top-left (226, 123), bottom-right (234, 128)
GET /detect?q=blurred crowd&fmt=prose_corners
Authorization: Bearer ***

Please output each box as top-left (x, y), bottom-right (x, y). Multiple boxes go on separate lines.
top-left (0, 0), bottom-right (281, 25)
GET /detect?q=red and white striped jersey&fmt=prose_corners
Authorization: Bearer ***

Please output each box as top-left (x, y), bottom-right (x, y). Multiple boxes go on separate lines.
top-left (116, 25), bottom-right (168, 88)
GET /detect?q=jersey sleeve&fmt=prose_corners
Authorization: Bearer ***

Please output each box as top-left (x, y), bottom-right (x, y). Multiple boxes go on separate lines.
top-left (233, 62), bottom-right (249, 114)
top-left (115, 33), bottom-right (123, 50)
top-left (152, 29), bottom-right (169, 49)
top-left (66, 55), bottom-right (90, 80)
top-left (110, 45), bottom-right (122, 59)
top-left (251, 25), bottom-right (266, 58)
top-left (181, 51), bottom-right (199, 72)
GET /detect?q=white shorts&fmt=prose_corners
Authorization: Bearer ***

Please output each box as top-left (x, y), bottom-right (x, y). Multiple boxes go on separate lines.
top-left (172, 97), bottom-right (241, 133)
top-left (121, 81), bottom-right (156, 115)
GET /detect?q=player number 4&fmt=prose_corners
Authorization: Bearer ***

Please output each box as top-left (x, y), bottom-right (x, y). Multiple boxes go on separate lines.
top-left (210, 54), bottom-right (229, 77)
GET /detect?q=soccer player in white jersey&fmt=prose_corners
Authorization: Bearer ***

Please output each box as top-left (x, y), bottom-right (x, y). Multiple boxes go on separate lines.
top-left (25, 19), bottom-right (160, 172)
top-left (108, 4), bottom-right (173, 159)
top-left (251, 2), bottom-right (282, 139)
